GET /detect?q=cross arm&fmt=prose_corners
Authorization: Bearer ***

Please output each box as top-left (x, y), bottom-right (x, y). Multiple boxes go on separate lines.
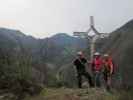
top-left (73, 32), bottom-right (87, 36)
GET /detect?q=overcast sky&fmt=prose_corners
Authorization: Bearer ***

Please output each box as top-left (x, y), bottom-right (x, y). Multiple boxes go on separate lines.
top-left (0, 0), bottom-right (133, 38)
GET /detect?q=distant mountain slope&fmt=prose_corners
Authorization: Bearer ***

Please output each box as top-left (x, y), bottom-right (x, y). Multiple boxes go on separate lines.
top-left (0, 28), bottom-right (38, 51)
top-left (0, 28), bottom-right (86, 63)
top-left (45, 33), bottom-right (87, 64)
top-left (51, 33), bottom-right (86, 47)
top-left (0, 28), bottom-right (87, 86)
top-left (101, 20), bottom-right (133, 87)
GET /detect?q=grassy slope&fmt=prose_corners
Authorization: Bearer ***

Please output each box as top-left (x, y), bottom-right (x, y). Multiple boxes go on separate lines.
top-left (24, 88), bottom-right (133, 100)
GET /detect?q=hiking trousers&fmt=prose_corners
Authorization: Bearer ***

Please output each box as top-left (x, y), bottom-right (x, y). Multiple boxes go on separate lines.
top-left (77, 71), bottom-right (94, 88)
top-left (93, 71), bottom-right (102, 87)
top-left (103, 72), bottom-right (112, 90)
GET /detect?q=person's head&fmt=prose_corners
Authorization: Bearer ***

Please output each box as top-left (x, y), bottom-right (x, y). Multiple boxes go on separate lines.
top-left (94, 52), bottom-right (101, 58)
top-left (103, 54), bottom-right (109, 60)
top-left (77, 51), bottom-right (84, 58)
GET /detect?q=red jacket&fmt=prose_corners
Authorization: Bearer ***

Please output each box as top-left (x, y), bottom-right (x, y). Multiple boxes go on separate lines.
top-left (92, 57), bottom-right (103, 72)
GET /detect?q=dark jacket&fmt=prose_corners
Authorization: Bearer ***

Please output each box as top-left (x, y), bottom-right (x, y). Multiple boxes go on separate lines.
top-left (73, 58), bottom-right (87, 73)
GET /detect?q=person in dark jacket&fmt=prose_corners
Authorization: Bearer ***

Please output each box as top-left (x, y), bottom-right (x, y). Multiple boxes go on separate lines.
top-left (73, 51), bottom-right (94, 88)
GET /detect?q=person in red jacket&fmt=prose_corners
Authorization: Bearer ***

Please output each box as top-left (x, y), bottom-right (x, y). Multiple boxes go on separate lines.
top-left (91, 52), bottom-right (103, 87)
top-left (102, 54), bottom-right (114, 91)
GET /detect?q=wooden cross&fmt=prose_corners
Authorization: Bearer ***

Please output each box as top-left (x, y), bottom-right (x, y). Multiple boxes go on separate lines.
top-left (73, 16), bottom-right (108, 61)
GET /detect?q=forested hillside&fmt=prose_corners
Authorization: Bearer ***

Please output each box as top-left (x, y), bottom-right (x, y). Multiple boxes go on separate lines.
top-left (101, 20), bottom-right (133, 88)
top-left (0, 28), bottom-right (87, 89)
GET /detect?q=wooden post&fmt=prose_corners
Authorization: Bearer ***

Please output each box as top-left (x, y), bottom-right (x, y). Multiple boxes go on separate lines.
top-left (90, 16), bottom-right (94, 27)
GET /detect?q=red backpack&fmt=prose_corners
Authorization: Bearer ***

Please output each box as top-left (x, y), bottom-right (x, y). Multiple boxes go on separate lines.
top-left (103, 57), bottom-right (115, 74)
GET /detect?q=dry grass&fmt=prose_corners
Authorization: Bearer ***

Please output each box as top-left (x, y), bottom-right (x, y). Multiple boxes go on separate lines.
top-left (24, 88), bottom-right (133, 100)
